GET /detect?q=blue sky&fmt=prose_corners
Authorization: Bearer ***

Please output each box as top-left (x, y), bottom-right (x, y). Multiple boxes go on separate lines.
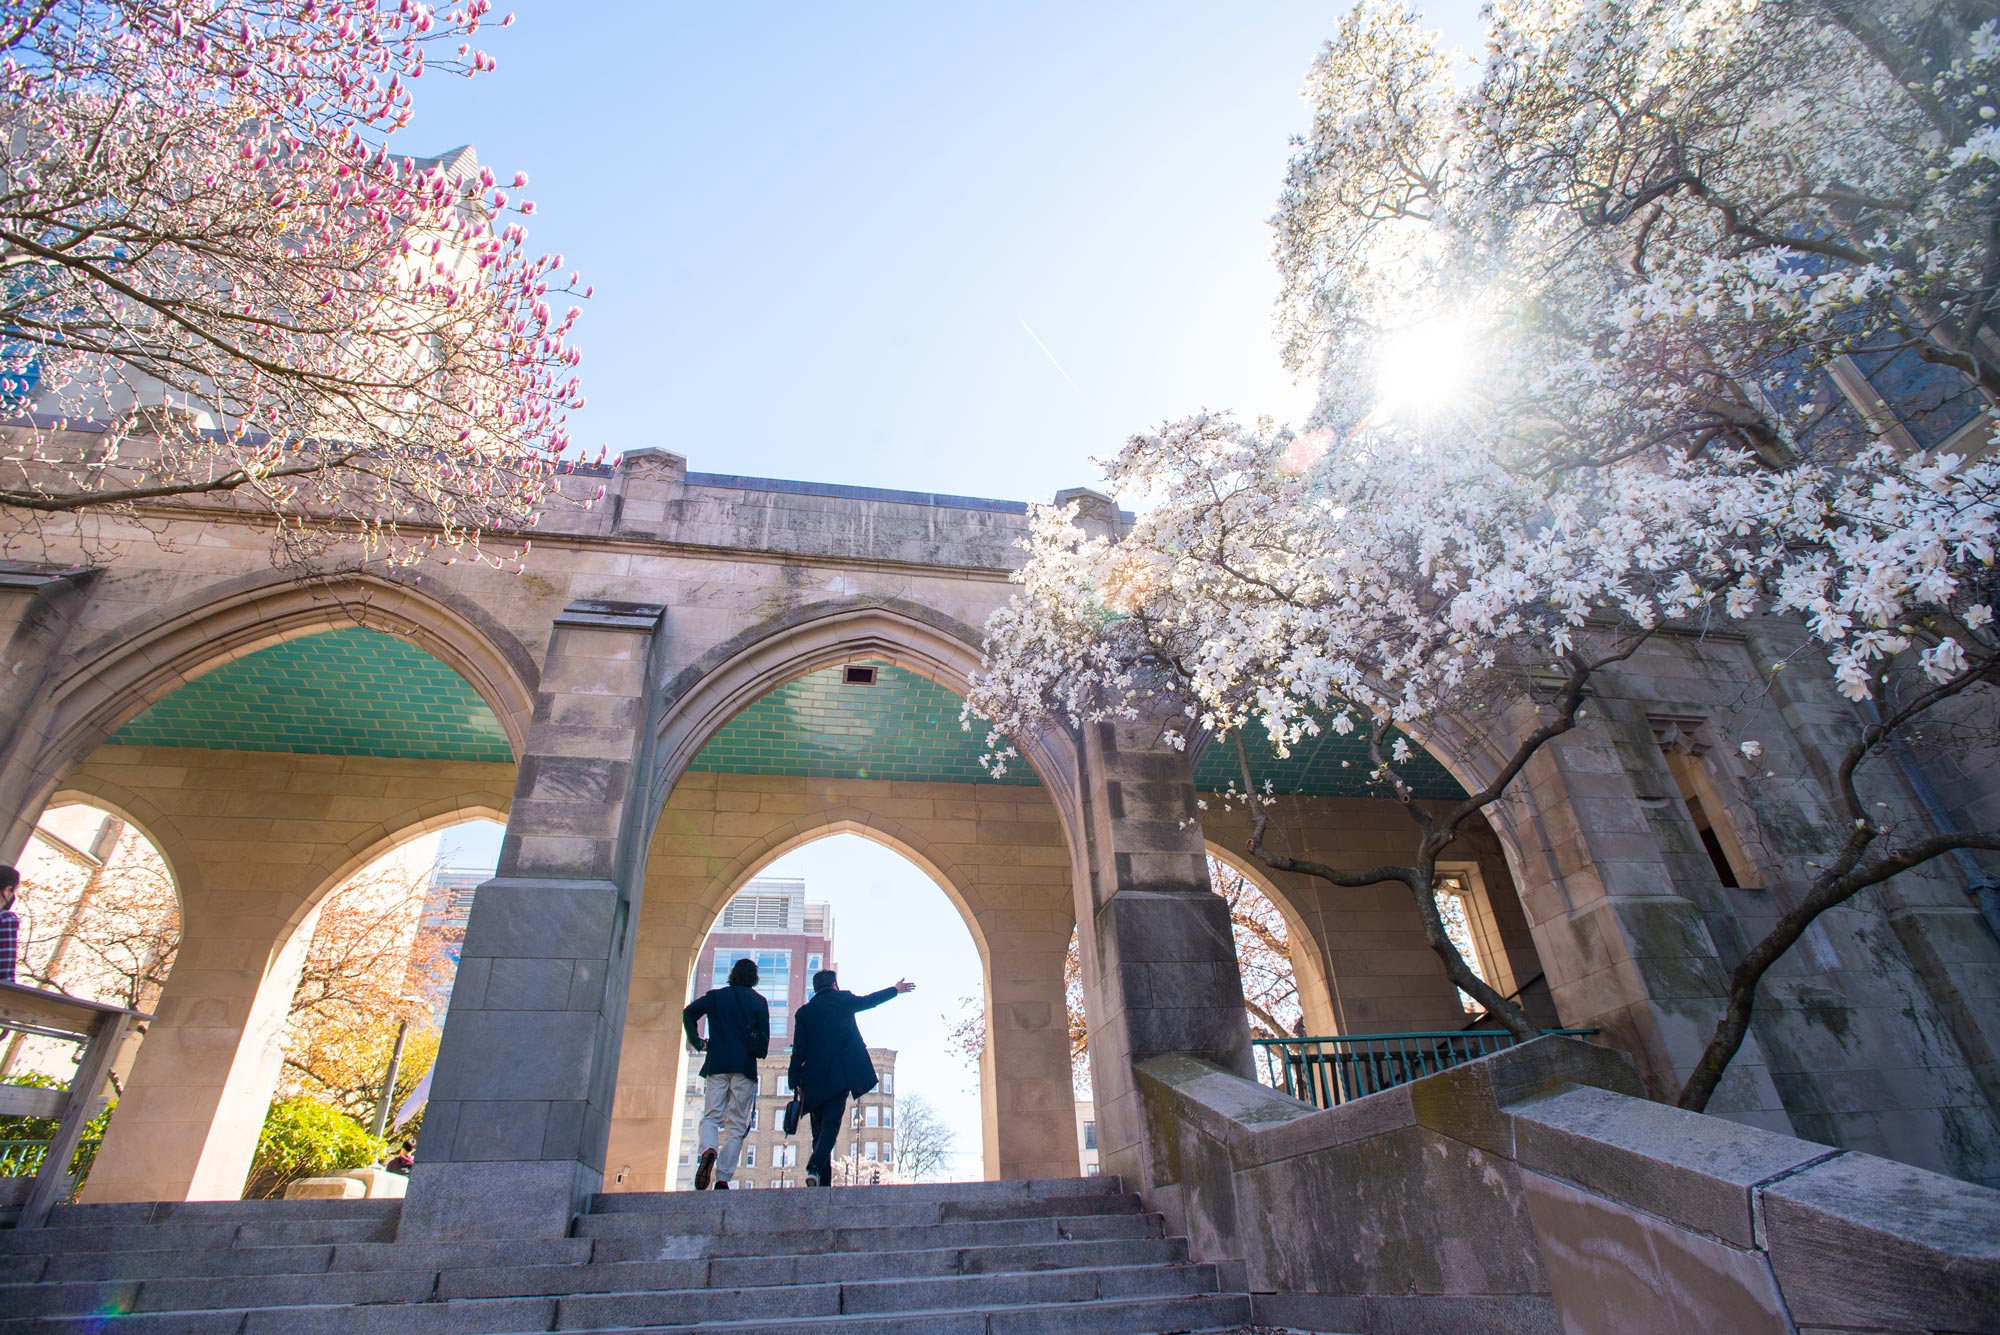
top-left (408, 2), bottom-right (1485, 503)
top-left (414, 3), bottom-right (1491, 1177)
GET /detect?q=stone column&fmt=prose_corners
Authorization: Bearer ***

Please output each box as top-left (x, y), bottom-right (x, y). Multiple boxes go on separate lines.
top-left (1073, 714), bottom-right (1252, 1190)
top-left (401, 601), bottom-right (663, 1240)
top-left (1497, 706), bottom-right (1793, 1132)
top-left (0, 562), bottom-right (97, 860)
top-left (82, 895), bottom-right (317, 1202)
top-left (981, 906), bottom-right (1081, 1182)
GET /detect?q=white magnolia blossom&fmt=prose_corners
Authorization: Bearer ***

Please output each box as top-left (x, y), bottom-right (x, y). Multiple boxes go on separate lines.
top-left (968, 419), bottom-right (1999, 780)
top-left (970, 0), bottom-right (2000, 1108)
top-left (973, 0), bottom-right (2000, 778)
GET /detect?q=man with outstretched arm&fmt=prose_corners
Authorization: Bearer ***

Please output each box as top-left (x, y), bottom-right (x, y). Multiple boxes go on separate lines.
top-left (788, 970), bottom-right (914, 1187)
top-left (682, 958), bottom-right (771, 1190)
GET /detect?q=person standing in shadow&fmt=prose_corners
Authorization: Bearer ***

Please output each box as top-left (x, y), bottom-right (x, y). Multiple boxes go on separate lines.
top-left (788, 969), bottom-right (913, 1187)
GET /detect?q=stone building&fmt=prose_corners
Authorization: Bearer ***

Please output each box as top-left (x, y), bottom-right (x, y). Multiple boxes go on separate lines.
top-left (0, 430), bottom-right (1994, 1330)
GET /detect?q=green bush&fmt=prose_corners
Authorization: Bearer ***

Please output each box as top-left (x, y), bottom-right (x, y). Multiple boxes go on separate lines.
top-left (245, 1097), bottom-right (385, 1200)
top-left (0, 1072), bottom-right (116, 1140)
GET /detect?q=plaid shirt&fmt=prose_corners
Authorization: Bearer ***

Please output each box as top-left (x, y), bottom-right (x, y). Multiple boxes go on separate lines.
top-left (0, 908), bottom-right (16, 985)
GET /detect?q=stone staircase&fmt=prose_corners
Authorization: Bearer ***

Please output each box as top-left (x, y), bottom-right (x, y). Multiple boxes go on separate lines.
top-left (0, 1176), bottom-right (1253, 1333)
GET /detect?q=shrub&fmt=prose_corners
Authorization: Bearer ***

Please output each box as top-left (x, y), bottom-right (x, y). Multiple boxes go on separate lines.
top-left (245, 1097), bottom-right (385, 1200)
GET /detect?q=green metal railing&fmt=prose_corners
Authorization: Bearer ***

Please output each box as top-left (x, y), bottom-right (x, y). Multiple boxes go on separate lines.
top-left (0, 1137), bottom-right (102, 1188)
top-left (1252, 1030), bottom-right (1598, 1109)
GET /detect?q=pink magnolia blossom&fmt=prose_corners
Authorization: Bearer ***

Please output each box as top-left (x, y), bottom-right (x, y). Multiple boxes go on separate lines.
top-left (0, 0), bottom-right (587, 569)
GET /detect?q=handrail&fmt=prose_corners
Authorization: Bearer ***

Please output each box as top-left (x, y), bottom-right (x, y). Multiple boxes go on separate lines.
top-left (1251, 1028), bottom-right (1598, 1110)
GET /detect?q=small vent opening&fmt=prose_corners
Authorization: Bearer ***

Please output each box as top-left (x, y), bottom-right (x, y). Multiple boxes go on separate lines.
top-left (843, 665), bottom-right (878, 685)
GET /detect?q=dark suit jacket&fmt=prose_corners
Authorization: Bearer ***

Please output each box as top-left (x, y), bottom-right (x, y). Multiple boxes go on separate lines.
top-left (788, 986), bottom-right (896, 1108)
top-left (682, 984), bottom-right (771, 1080)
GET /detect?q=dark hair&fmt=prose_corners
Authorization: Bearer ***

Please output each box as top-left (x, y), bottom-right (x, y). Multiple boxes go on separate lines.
top-left (0, 865), bottom-right (17, 893)
top-left (727, 958), bottom-right (759, 988)
top-left (813, 969), bottom-right (838, 994)
top-left (400, 1140), bottom-right (414, 1152)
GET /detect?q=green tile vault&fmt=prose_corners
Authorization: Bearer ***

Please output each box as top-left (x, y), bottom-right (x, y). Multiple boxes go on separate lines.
top-left (687, 661), bottom-right (1041, 786)
top-left (107, 627), bottom-right (513, 763)
top-left (686, 660), bottom-right (1465, 799)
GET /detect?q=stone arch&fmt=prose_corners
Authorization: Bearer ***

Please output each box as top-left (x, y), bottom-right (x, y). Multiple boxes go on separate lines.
top-left (615, 604), bottom-right (1091, 1190)
top-left (63, 748), bottom-right (514, 1204)
top-left (16, 572), bottom-right (537, 847)
top-left (1202, 841), bottom-right (1338, 1040)
top-left (647, 598), bottom-right (1083, 836)
top-left (47, 778), bottom-right (200, 913)
top-left (617, 786), bottom-right (1077, 1190)
top-left (1187, 709), bottom-right (1560, 1040)
top-left (698, 809), bottom-right (996, 963)
top-left (278, 798), bottom-right (511, 949)
top-left (686, 812), bottom-right (1009, 1178)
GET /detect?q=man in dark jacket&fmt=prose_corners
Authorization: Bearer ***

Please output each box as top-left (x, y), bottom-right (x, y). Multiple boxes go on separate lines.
top-left (682, 958), bottom-right (772, 1189)
top-left (788, 969), bottom-right (913, 1186)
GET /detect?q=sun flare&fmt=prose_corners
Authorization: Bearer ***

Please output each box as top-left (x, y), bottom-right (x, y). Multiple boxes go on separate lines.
top-left (1373, 315), bottom-right (1479, 423)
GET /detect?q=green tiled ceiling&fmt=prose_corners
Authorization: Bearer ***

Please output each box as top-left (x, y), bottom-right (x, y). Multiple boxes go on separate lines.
top-left (1190, 722), bottom-right (1465, 800)
top-left (688, 661), bottom-right (1040, 786)
top-left (107, 627), bottom-right (513, 762)
top-left (686, 659), bottom-right (1464, 799)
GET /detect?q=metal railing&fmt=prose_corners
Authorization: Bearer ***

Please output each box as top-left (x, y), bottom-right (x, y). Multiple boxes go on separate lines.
top-left (1252, 1029), bottom-right (1598, 1110)
top-left (0, 1137), bottom-right (102, 1187)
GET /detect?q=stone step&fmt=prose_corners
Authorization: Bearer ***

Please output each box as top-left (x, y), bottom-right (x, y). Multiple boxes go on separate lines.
top-left (0, 1211), bottom-right (397, 1255)
top-left (2, 1236), bottom-right (1195, 1316)
top-left (574, 1190), bottom-right (1143, 1239)
top-left (588, 1177), bottom-right (1121, 1215)
top-left (0, 1211), bottom-right (1168, 1286)
top-left (42, 1197), bottom-right (402, 1228)
top-left (2, 1274), bottom-right (1244, 1335)
top-left (548, 1262), bottom-right (1223, 1330)
top-left (449, 1236), bottom-right (1192, 1301)
top-left (590, 1210), bottom-right (1166, 1265)
top-left (17, 1236), bottom-right (597, 1285)
top-left (572, 1293), bottom-right (1257, 1335)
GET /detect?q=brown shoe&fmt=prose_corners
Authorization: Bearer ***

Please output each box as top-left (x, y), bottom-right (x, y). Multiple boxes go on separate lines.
top-left (694, 1148), bottom-right (717, 1191)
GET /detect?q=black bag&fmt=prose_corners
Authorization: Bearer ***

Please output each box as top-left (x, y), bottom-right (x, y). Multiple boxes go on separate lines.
top-left (782, 1092), bottom-right (802, 1136)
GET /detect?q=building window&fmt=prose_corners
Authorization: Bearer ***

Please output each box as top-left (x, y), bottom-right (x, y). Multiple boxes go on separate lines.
top-left (749, 1106), bottom-right (759, 1130)
top-left (864, 1141), bottom-right (879, 1161)
top-left (1433, 874), bottom-right (1491, 1014)
top-left (678, 1147), bottom-right (691, 1166)
top-left (776, 1143), bottom-right (797, 1167)
top-left (712, 949), bottom-right (794, 1005)
top-left (744, 1144), bottom-right (757, 1167)
top-left (807, 952), bottom-right (823, 974)
top-left (1082, 1120), bottom-right (1097, 1150)
top-left (882, 1106), bottom-right (892, 1128)
top-left (1086, 1164), bottom-right (1101, 1176)
top-left (882, 1073), bottom-right (893, 1095)
top-left (865, 1105), bottom-right (880, 1128)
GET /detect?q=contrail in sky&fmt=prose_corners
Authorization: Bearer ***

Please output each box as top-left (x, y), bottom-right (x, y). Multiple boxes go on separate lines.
top-left (1018, 318), bottom-right (1085, 399)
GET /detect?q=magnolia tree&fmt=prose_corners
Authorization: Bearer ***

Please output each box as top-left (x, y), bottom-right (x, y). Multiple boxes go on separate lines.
top-left (0, 0), bottom-right (587, 567)
top-left (1276, 0), bottom-right (2000, 475)
top-left (969, 412), bottom-right (1998, 1110)
top-left (974, 0), bottom-right (2000, 1111)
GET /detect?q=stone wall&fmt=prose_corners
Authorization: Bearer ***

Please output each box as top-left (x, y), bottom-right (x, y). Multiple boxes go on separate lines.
top-left (1135, 1038), bottom-right (2000, 1335)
